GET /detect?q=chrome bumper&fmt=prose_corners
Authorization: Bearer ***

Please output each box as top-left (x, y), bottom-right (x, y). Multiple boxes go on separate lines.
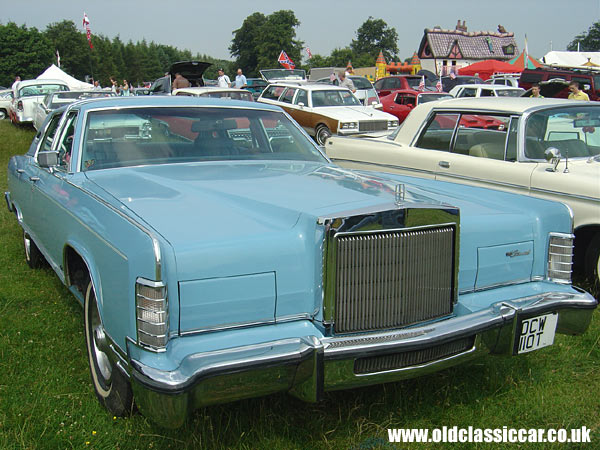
top-left (128, 289), bottom-right (596, 428)
top-left (4, 192), bottom-right (12, 213)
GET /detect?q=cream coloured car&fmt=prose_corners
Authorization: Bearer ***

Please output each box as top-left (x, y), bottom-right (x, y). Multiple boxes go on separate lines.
top-left (173, 86), bottom-right (254, 102)
top-left (326, 97), bottom-right (600, 282)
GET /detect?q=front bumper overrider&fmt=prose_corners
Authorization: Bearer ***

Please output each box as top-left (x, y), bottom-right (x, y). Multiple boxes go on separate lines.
top-left (127, 288), bottom-right (597, 428)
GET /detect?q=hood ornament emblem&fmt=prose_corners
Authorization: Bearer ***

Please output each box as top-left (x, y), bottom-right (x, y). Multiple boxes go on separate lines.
top-left (395, 183), bottom-right (405, 206)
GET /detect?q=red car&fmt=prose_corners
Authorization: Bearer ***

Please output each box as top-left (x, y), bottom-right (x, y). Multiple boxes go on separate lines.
top-left (373, 76), bottom-right (437, 97)
top-left (380, 89), bottom-right (452, 123)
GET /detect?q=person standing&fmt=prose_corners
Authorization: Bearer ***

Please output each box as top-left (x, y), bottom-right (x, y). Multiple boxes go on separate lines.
top-left (338, 70), bottom-right (356, 93)
top-left (171, 72), bottom-right (190, 91)
top-left (568, 81), bottom-right (590, 101)
top-left (121, 79), bottom-right (131, 96)
top-left (234, 68), bottom-right (247, 89)
top-left (529, 83), bottom-right (543, 98)
top-left (93, 80), bottom-right (101, 90)
top-left (110, 77), bottom-right (118, 94)
top-left (11, 76), bottom-right (21, 91)
top-left (217, 68), bottom-right (231, 88)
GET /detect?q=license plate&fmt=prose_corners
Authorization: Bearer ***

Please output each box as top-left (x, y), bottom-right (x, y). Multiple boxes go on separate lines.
top-left (515, 313), bottom-right (558, 354)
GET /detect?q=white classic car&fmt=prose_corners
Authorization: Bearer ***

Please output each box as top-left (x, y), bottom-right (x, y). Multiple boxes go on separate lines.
top-left (326, 97), bottom-right (600, 282)
top-left (10, 79), bottom-right (69, 125)
top-left (257, 83), bottom-right (398, 145)
top-left (449, 84), bottom-right (525, 98)
top-left (0, 89), bottom-right (13, 120)
top-left (173, 86), bottom-right (254, 102)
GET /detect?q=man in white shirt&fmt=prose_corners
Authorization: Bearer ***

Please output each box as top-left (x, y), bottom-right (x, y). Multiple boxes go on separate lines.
top-left (217, 69), bottom-right (231, 88)
top-left (234, 68), bottom-right (247, 89)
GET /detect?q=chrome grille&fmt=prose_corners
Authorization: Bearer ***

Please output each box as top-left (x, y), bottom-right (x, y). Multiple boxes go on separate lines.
top-left (334, 226), bottom-right (455, 334)
top-left (358, 120), bottom-right (388, 132)
top-left (354, 336), bottom-right (475, 374)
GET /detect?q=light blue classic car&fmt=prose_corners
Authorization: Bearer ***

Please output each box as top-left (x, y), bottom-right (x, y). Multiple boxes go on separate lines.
top-left (6, 96), bottom-right (597, 428)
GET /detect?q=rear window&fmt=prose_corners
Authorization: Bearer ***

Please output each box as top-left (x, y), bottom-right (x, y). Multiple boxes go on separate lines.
top-left (520, 72), bottom-right (543, 83)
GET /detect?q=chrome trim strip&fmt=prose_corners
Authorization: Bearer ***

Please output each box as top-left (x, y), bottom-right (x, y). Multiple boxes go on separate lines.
top-left (179, 319), bottom-right (277, 336)
top-left (4, 191), bottom-right (12, 212)
top-left (329, 157), bottom-right (434, 176)
top-left (530, 187), bottom-right (599, 203)
top-left (459, 278), bottom-right (537, 295)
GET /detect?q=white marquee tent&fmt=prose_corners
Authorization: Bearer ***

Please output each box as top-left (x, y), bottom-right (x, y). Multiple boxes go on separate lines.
top-left (37, 64), bottom-right (93, 90)
top-left (542, 51), bottom-right (600, 70)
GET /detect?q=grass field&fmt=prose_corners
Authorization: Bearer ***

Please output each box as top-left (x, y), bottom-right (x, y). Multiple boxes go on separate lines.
top-left (0, 120), bottom-right (598, 449)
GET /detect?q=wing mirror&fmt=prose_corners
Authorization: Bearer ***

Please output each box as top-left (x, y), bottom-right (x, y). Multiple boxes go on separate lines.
top-left (298, 102), bottom-right (304, 108)
top-left (544, 147), bottom-right (561, 172)
top-left (371, 102), bottom-right (383, 110)
top-left (38, 151), bottom-right (59, 168)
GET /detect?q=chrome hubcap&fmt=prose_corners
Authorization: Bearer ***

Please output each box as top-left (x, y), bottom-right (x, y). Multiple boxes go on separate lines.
top-left (23, 233), bottom-right (31, 260)
top-left (90, 295), bottom-right (112, 383)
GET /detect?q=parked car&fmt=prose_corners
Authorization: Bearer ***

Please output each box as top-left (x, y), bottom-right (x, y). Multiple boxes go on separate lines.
top-left (316, 75), bottom-right (380, 106)
top-left (449, 84), bottom-right (525, 98)
top-left (520, 79), bottom-right (570, 98)
top-left (149, 61), bottom-right (212, 95)
top-left (485, 73), bottom-right (521, 87)
top-left (33, 90), bottom-right (116, 130)
top-left (379, 89), bottom-right (452, 123)
top-left (519, 67), bottom-right (600, 100)
top-left (243, 78), bottom-right (268, 99)
top-left (6, 95), bottom-right (596, 428)
top-left (373, 75), bottom-right (437, 97)
top-left (132, 87), bottom-right (150, 96)
top-left (257, 83), bottom-right (398, 145)
top-left (9, 79), bottom-right (69, 125)
top-left (173, 86), bottom-right (254, 102)
top-left (326, 97), bottom-right (600, 282)
top-left (0, 88), bottom-right (13, 120)
top-left (259, 68), bottom-right (307, 82)
top-left (441, 75), bottom-right (484, 93)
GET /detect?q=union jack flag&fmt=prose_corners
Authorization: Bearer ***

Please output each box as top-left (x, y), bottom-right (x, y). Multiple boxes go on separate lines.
top-left (278, 50), bottom-right (295, 69)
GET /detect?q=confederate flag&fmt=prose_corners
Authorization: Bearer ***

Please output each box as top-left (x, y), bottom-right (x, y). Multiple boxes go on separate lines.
top-left (278, 50), bottom-right (295, 69)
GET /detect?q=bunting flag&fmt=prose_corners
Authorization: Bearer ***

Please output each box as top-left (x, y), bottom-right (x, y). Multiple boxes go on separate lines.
top-left (278, 50), bottom-right (295, 69)
top-left (83, 12), bottom-right (93, 49)
top-left (305, 47), bottom-right (312, 59)
top-left (418, 75), bottom-right (425, 91)
top-left (56, 49), bottom-right (61, 68)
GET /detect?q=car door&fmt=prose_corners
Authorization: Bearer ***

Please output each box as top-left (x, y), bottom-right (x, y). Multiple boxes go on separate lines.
top-left (27, 110), bottom-right (79, 267)
top-left (433, 114), bottom-right (535, 195)
top-left (386, 93), bottom-right (413, 123)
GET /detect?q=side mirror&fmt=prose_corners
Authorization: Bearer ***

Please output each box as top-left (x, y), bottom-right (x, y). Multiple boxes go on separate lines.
top-left (544, 147), bottom-right (561, 172)
top-left (372, 103), bottom-right (383, 110)
top-left (38, 151), bottom-right (59, 168)
top-left (298, 102), bottom-right (304, 108)
top-left (584, 84), bottom-right (591, 91)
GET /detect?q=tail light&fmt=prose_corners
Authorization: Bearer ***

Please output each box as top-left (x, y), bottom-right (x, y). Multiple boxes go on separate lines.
top-left (17, 101), bottom-right (23, 111)
top-left (547, 233), bottom-right (574, 283)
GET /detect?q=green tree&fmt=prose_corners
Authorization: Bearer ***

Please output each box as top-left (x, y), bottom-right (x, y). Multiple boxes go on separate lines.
top-left (0, 22), bottom-right (53, 87)
top-left (351, 17), bottom-right (399, 61)
top-left (568, 21), bottom-right (600, 51)
top-left (44, 20), bottom-right (92, 81)
top-left (230, 10), bottom-right (303, 76)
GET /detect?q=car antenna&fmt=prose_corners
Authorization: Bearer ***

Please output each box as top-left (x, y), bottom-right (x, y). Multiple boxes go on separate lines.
top-left (564, 149), bottom-right (569, 173)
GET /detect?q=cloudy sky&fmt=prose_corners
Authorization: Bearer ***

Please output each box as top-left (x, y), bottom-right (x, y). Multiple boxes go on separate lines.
top-left (3, 0), bottom-right (597, 63)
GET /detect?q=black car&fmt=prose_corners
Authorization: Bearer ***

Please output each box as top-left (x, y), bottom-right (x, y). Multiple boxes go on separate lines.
top-left (441, 75), bottom-right (484, 93)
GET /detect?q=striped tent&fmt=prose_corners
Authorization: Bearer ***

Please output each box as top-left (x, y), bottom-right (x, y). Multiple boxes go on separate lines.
top-left (509, 51), bottom-right (542, 70)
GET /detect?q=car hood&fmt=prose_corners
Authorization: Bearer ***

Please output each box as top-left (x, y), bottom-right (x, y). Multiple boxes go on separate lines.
top-left (313, 106), bottom-right (394, 121)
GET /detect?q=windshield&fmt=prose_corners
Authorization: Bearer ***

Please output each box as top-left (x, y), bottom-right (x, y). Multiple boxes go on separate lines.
top-left (19, 84), bottom-right (68, 98)
top-left (200, 91), bottom-right (254, 101)
top-left (349, 77), bottom-right (374, 89)
top-left (81, 107), bottom-right (326, 171)
top-left (406, 77), bottom-right (436, 89)
top-left (417, 93), bottom-right (452, 103)
top-left (525, 106), bottom-right (600, 159)
top-left (311, 90), bottom-right (361, 106)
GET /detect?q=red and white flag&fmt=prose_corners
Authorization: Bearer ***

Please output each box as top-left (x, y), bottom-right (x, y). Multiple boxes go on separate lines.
top-left (436, 76), bottom-right (443, 92)
top-left (278, 50), bottom-right (295, 69)
top-left (305, 47), bottom-right (312, 59)
top-left (418, 75), bottom-right (425, 91)
top-left (82, 12), bottom-right (93, 49)
top-left (56, 49), bottom-right (61, 68)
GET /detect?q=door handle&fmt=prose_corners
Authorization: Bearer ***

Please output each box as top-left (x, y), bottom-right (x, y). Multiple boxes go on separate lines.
top-left (17, 169), bottom-right (25, 174)
top-left (29, 176), bottom-right (40, 182)
top-left (439, 161), bottom-right (450, 168)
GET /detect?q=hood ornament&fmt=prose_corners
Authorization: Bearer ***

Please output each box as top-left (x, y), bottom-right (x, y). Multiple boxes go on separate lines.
top-left (395, 183), bottom-right (405, 206)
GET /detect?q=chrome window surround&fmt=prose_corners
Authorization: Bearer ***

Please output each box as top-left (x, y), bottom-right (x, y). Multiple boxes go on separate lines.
top-left (136, 277), bottom-right (168, 351)
top-left (320, 204), bottom-right (460, 333)
top-left (547, 232), bottom-right (575, 284)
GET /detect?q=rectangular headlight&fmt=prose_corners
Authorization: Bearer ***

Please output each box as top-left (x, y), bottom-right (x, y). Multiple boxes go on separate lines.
top-left (388, 120), bottom-right (399, 128)
top-left (547, 233), bottom-right (574, 283)
top-left (340, 122), bottom-right (358, 129)
top-left (136, 278), bottom-right (168, 349)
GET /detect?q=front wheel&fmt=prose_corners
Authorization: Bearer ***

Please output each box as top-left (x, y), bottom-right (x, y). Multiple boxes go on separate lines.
top-left (585, 234), bottom-right (600, 284)
top-left (0, 109), bottom-right (6, 120)
top-left (84, 281), bottom-right (133, 416)
top-left (315, 124), bottom-right (332, 146)
top-left (23, 231), bottom-right (44, 268)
